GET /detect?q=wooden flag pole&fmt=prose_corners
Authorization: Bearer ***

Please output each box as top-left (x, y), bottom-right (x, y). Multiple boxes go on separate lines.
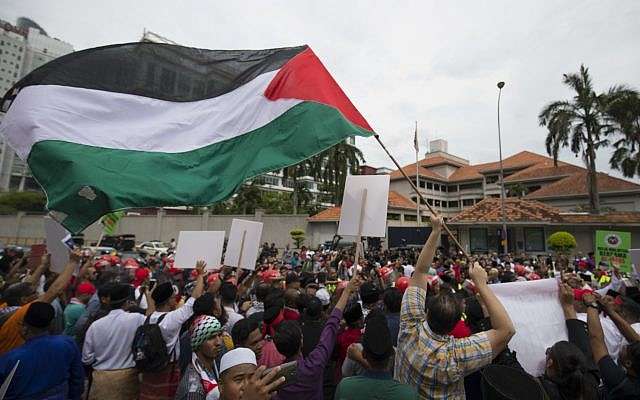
top-left (355, 188), bottom-right (368, 266)
top-left (374, 134), bottom-right (470, 259)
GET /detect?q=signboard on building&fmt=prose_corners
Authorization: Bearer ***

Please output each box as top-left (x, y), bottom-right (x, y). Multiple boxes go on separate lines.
top-left (595, 230), bottom-right (632, 273)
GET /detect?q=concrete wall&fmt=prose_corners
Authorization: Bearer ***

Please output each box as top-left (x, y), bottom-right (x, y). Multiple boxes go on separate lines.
top-left (0, 211), bottom-right (310, 249)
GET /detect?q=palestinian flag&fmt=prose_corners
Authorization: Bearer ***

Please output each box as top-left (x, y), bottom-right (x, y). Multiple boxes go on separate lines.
top-left (0, 43), bottom-right (373, 233)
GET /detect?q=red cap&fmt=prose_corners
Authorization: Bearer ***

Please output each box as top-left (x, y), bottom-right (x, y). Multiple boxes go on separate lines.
top-left (207, 273), bottom-right (220, 284)
top-left (395, 277), bottom-right (410, 293)
top-left (76, 282), bottom-right (96, 296)
top-left (124, 258), bottom-right (140, 269)
top-left (514, 264), bottom-right (526, 276)
top-left (135, 268), bottom-right (150, 281)
top-left (573, 288), bottom-right (593, 301)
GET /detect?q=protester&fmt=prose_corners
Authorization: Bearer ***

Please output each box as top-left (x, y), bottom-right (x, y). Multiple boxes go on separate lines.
top-left (584, 292), bottom-right (640, 399)
top-left (272, 273), bottom-right (362, 400)
top-left (232, 317), bottom-right (265, 360)
top-left (335, 311), bottom-right (417, 399)
top-left (220, 282), bottom-right (244, 333)
top-left (217, 347), bottom-right (285, 400)
top-left (63, 281), bottom-right (96, 335)
top-left (82, 283), bottom-right (147, 399)
top-left (383, 288), bottom-right (402, 346)
top-left (0, 302), bottom-right (85, 400)
top-left (0, 250), bottom-right (80, 355)
top-left (394, 214), bottom-right (516, 399)
top-left (174, 315), bottom-right (225, 400)
top-left (139, 260), bottom-right (206, 400)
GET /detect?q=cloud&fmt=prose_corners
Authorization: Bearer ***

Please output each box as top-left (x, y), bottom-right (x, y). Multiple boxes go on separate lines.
top-left (3, 0), bottom-right (640, 181)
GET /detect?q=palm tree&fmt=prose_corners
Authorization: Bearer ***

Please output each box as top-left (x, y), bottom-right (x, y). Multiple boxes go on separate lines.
top-left (606, 88), bottom-right (640, 178)
top-left (314, 141), bottom-right (365, 204)
top-left (282, 160), bottom-right (313, 214)
top-left (233, 183), bottom-right (261, 214)
top-left (539, 65), bottom-right (627, 214)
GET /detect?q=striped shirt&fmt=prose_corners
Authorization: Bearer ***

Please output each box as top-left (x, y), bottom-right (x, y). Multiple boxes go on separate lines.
top-left (394, 286), bottom-right (492, 400)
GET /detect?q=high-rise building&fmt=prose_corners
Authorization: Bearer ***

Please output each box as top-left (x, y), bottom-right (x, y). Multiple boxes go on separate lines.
top-left (0, 18), bottom-right (73, 191)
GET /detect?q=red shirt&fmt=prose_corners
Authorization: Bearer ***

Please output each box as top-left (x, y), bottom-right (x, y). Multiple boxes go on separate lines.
top-left (335, 327), bottom-right (362, 381)
top-left (283, 307), bottom-right (300, 321)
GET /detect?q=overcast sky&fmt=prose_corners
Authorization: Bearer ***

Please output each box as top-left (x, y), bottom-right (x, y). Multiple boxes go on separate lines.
top-left (4, 0), bottom-right (640, 180)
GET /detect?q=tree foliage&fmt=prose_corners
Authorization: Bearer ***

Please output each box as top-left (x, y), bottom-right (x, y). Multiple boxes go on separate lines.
top-left (0, 191), bottom-right (47, 213)
top-left (539, 65), bottom-right (636, 214)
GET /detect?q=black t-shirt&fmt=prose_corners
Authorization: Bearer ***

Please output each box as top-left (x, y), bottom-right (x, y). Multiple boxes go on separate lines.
top-left (598, 355), bottom-right (640, 399)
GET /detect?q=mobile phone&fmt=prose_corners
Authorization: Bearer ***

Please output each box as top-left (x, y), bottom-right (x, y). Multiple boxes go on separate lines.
top-left (263, 360), bottom-right (297, 388)
top-left (149, 279), bottom-right (157, 290)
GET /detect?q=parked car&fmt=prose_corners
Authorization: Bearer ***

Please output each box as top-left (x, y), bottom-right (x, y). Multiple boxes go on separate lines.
top-left (138, 240), bottom-right (169, 256)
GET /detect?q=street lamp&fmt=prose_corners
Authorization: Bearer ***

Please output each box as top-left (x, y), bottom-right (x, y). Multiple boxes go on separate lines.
top-left (497, 81), bottom-right (508, 255)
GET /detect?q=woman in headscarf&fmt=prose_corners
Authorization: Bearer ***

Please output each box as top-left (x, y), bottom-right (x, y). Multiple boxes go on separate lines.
top-left (175, 315), bottom-right (226, 400)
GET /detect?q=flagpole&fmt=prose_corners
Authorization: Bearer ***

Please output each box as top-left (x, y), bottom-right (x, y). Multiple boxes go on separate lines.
top-left (374, 134), bottom-right (469, 259)
top-left (415, 121), bottom-right (420, 226)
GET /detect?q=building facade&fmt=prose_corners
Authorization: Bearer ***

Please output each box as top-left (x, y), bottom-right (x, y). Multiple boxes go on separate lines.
top-left (389, 139), bottom-right (640, 219)
top-left (0, 18), bottom-right (74, 191)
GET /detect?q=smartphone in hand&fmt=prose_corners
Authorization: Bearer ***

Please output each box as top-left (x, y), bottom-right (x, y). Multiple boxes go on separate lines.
top-left (263, 360), bottom-right (298, 388)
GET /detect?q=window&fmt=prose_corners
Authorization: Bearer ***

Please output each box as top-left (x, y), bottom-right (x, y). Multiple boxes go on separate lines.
top-left (434, 183), bottom-right (440, 191)
top-left (426, 182), bottom-right (433, 189)
top-left (470, 228), bottom-right (488, 252)
top-left (459, 182), bottom-right (483, 190)
top-left (448, 185), bottom-right (458, 192)
top-left (404, 214), bottom-right (417, 221)
top-left (462, 198), bottom-right (475, 207)
top-left (434, 200), bottom-right (441, 207)
top-left (449, 201), bottom-right (459, 208)
top-left (486, 175), bottom-right (499, 184)
top-left (419, 181), bottom-right (426, 188)
top-left (524, 228), bottom-right (545, 252)
top-left (388, 213), bottom-right (401, 221)
top-left (427, 198), bottom-right (433, 206)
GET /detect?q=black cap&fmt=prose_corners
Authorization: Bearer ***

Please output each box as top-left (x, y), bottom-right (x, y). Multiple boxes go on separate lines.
top-left (359, 282), bottom-right (380, 305)
top-left (152, 282), bottom-right (174, 304)
top-left (110, 284), bottom-right (133, 306)
top-left (24, 302), bottom-right (55, 329)
top-left (362, 313), bottom-right (393, 361)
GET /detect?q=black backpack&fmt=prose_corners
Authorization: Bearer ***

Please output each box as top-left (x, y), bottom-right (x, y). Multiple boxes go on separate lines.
top-left (132, 314), bottom-right (170, 372)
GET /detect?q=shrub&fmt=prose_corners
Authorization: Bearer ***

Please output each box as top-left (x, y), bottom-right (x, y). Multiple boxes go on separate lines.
top-left (547, 231), bottom-right (577, 253)
top-left (290, 228), bottom-right (305, 248)
top-left (0, 191), bottom-right (47, 213)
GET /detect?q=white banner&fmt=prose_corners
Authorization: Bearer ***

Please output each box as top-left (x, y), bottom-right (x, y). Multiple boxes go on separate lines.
top-left (491, 279), bottom-right (567, 376)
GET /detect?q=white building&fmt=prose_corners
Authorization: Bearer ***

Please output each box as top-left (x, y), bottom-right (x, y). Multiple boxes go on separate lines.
top-left (0, 18), bottom-right (73, 191)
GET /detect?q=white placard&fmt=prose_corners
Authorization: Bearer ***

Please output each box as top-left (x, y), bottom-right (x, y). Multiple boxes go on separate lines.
top-left (491, 279), bottom-right (567, 376)
top-left (224, 219), bottom-right (263, 270)
top-left (173, 231), bottom-right (225, 270)
top-left (43, 216), bottom-right (71, 273)
top-left (338, 175), bottom-right (390, 237)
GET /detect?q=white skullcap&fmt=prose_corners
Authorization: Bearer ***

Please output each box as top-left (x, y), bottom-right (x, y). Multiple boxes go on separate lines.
top-left (220, 348), bottom-right (257, 375)
top-left (315, 288), bottom-right (331, 306)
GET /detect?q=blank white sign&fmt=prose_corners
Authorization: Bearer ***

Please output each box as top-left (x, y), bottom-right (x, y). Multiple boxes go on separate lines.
top-left (174, 231), bottom-right (225, 270)
top-left (43, 216), bottom-right (70, 273)
top-left (491, 279), bottom-right (568, 376)
top-left (224, 219), bottom-right (263, 270)
top-left (338, 175), bottom-right (390, 237)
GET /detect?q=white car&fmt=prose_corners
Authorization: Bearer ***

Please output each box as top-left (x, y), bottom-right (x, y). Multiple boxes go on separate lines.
top-left (138, 241), bottom-right (169, 256)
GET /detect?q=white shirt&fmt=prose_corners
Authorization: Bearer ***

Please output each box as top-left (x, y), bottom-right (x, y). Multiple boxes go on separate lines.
top-left (223, 305), bottom-right (244, 333)
top-left (82, 309), bottom-right (146, 370)
top-left (134, 286), bottom-right (148, 310)
top-left (150, 296), bottom-right (196, 360)
top-left (403, 265), bottom-right (415, 277)
top-left (577, 313), bottom-right (624, 360)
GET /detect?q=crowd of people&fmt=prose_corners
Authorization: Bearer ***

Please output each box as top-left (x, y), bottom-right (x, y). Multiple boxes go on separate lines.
top-left (0, 215), bottom-right (639, 399)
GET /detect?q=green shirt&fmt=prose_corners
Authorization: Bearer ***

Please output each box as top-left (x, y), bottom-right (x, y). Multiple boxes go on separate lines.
top-left (334, 371), bottom-right (418, 400)
top-left (63, 302), bottom-right (86, 336)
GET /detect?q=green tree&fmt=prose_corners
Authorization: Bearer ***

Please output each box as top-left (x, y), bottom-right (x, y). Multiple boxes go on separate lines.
top-left (606, 88), bottom-right (640, 178)
top-left (232, 183), bottom-right (262, 214)
top-left (313, 141), bottom-right (365, 204)
top-left (290, 228), bottom-right (305, 248)
top-left (539, 65), bottom-right (630, 214)
top-left (0, 191), bottom-right (47, 213)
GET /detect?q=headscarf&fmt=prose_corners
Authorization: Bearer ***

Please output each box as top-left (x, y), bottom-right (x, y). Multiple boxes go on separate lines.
top-left (190, 315), bottom-right (223, 351)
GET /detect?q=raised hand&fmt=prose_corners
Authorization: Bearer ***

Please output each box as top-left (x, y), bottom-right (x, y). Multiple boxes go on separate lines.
top-left (243, 365), bottom-right (286, 400)
top-left (469, 261), bottom-right (488, 285)
top-left (195, 260), bottom-right (207, 276)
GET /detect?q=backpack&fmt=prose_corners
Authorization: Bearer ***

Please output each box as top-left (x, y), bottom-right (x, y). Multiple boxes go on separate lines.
top-left (132, 314), bottom-right (170, 372)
